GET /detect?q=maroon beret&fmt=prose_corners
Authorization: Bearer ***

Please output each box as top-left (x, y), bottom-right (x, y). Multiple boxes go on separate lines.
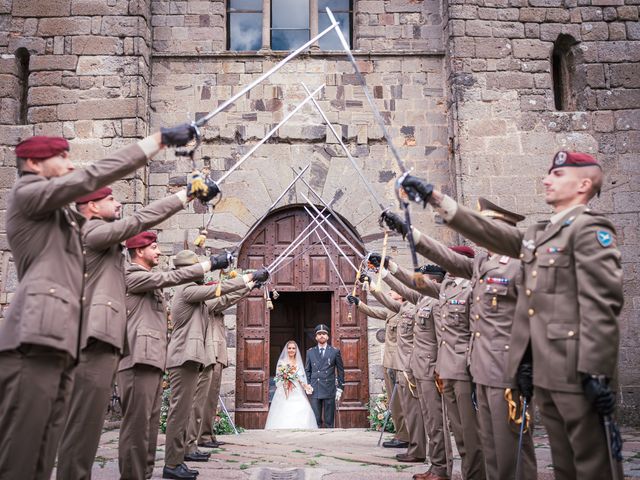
top-left (75, 186), bottom-right (112, 204)
top-left (549, 151), bottom-right (601, 173)
top-left (125, 231), bottom-right (157, 249)
top-left (15, 136), bottom-right (69, 160)
top-left (450, 245), bottom-right (475, 259)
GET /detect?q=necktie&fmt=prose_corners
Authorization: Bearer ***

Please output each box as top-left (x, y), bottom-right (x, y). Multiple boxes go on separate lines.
top-left (320, 348), bottom-right (325, 357)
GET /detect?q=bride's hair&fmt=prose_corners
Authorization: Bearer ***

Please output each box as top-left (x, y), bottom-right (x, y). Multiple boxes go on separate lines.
top-left (286, 340), bottom-right (297, 351)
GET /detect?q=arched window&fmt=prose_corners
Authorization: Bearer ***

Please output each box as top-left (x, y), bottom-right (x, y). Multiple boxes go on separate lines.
top-left (552, 34), bottom-right (583, 111)
top-left (227, 0), bottom-right (352, 52)
top-left (15, 47), bottom-right (30, 125)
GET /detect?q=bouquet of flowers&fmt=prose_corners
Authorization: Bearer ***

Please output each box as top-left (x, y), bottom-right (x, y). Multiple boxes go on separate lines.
top-left (275, 363), bottom-right (299, 398)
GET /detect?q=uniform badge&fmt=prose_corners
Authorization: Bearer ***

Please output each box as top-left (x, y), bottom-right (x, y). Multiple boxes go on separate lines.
top-left (554, 151), bottom-right (567, 166)
top-left (499, 255), bottom-right (509, 264)
top-left (596, 230), bottom-right (613, 247)
top-left (522, 239), bottom-right (535, 250)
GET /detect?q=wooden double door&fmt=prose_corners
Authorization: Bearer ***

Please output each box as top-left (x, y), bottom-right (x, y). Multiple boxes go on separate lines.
top-left (235, 206), bottom-right (369, 428)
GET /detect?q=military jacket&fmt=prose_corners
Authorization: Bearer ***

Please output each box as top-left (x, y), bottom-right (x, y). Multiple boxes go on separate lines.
top-left (304, 345), bottom-right (345, 400)
top-left (81, 194), bottom-right (185, 352)
top-left (204, 281), bottom-right (251, 367)
top-left (449, 204), bottom-right (623, 393)
top-left (415, 233), bottom-right (523, 387)
top-left (167, 276), bottom-right (247, 369)
top-left (119, 262), bottom-right (205, 372)
top-left (383, 274), bottom-right (420, 374)
top-left (436, 276), bottom-right (473, 381)
top-left (371, 288), bottom-right (402, 370)
top-left (1, 143), bottom-right (149, 358)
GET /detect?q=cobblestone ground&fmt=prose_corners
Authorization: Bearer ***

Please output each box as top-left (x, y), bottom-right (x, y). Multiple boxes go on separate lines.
top-left (55, 427), bottom-right (640, 479)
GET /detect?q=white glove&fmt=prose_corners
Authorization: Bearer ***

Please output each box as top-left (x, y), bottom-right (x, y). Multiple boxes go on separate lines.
top-left (335, 388), bottom-right (343, 402)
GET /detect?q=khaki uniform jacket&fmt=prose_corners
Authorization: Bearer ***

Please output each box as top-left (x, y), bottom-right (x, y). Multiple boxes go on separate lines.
top-left (371, 288), bottom-right (402, 370)
top-left (415, 233), bottom-right (523, 388)
top-left (391, 264), bottom-right (441, 381)
top-left (1, 143), bottom-right (149, 358)
top-left (203, 279), bottom-right (250, 367)
top-left (81, 194), bottom-right (186, 352)
top-left (383, 274), bottom-right (419, 374)
top-left (119, 262), bottom-right (205, 372)
top-left (448, 204), bottom-right (623, 393)
top-left (167, 276), bottom-right (247, 369)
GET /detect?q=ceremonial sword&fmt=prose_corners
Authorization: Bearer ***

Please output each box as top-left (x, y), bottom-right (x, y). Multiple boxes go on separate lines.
top-left (325, 8), bottom-right (422, 282)
top-left (303, 207), bottom-right (360, 273)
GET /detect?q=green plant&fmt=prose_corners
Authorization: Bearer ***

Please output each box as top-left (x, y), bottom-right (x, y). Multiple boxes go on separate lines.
top-left (213, 409), bottom-right (245, 435)
top-left (366, 389), bottom-right (395, 433)
top-left (160, 373), bottom-right (171, 434)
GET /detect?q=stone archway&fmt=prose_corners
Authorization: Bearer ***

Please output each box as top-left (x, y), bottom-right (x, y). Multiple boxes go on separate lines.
top-left (234, 205), bottom-right (369, 428)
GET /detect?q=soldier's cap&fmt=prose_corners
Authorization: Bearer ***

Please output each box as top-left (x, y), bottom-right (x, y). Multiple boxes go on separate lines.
top-left (450, 245), bottom-right (475, 259)
top-left (75, 186), bottom-right (112, 205)
top-left (315, 324), bottom-right (330, 335)
top-left (420, 264), bottom-right (447, 276)
top-left (15, 136), bottom-right (69, 160)
top-left (477, 197), bottom-right (525, 226)
top-left (549, 151), bottom-right (601, 173)
top-left (125, 231), bottom-right (157, 249)
top-left (173, 250), bottom-right (199, 267)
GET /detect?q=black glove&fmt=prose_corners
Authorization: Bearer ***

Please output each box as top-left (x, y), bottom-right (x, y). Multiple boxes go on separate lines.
top-left (516, 362), bottom-right (534, 403)
top-left (471, 382), bottom-right (478, 411)
top-left (379, 211), bottom-right (409, 239)
top-left (161, 122), bottom-right (198, 147)
top-left (210, 252), bottom-right (232, 271)
top-left (401, 174), bottom-right (433, 207)
top-left (347, 294), bottom-right (360, 306)
top-left (583, 375), bottom-right (616, 416)
top-left (358, 273), bottom-right (371, 284)
top-left (368, 252), bottom-right (389, 269)
top-left (252, 267), bottom-right (270, 283)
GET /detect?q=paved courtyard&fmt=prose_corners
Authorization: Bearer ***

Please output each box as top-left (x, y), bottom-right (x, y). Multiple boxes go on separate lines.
top-left (53, 426), bottom-right (640, 479)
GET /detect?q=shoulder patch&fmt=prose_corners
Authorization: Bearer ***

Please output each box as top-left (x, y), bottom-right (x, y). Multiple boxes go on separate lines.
top-left (596, 230), bottom-right (614, 247)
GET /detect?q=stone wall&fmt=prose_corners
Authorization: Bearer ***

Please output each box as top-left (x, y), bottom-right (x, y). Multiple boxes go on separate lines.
top-left (444, 0), bottom-right (640, 423)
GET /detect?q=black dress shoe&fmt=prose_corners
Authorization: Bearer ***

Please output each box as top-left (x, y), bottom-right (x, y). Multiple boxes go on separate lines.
top-left (396, 452), bottom-right (426, 463)
top-left (382, 439), bottom-right (409, 448)
top-left (184, 451), bottom-right (210, 462)
top-left (182, 463), bottom-right (199, 475)
top-left (163, 463), bottom-right (198, 479)
top-left (198, 440), bottom-right (220, 448)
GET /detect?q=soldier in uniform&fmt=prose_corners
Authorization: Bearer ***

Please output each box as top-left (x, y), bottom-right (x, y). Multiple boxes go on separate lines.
top-left (118, 232), bottom-right (231, 480)
top-left (384, 200), bottom-right (538, 479)
top-left (347, 289), bottom-right (409, 447)
top-left (57, 184), bottom-right (199, 480)
top-left (367, 274), bottom-right (427, 464)
top-left (399, 151), bottom-right (624, 479)
top-left (375, 259), bottom-right (451, 480)
top-left (187, 275), bottom-right (258, 452)
top-left (163, 252), bottom-right (269, 479)
top-left (0, 126), bottom-right (195, 480)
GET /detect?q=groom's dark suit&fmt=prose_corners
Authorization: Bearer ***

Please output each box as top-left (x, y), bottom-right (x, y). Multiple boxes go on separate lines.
top-left (305, 344), bottom-right (345, 428)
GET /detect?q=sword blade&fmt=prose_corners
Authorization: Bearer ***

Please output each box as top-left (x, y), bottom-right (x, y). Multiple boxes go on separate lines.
top-left (315, 231), bottom-right (350, 294)
top-left (515, 398), bottom-right (528, 480)
top-left (303, 206), bottom-right (359, 273)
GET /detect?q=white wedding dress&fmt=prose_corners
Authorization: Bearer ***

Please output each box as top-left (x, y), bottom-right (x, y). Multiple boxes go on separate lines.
top-left (264, 342), bottom-right (318, 430)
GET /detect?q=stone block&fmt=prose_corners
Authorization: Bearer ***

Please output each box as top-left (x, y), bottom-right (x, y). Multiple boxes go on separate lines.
top-left (0, 98), bottom-right (19, 124)
top-left (71, 0), bottom-right (129, 15)
top-left (448, 5), bottom-right (478, 19)
top-left (519, 8), bottom-right (546, 22)
top-left (615, 110), bottom-right (640, 130)
top-left (385, 0), bottom-right (424, 13)
top-left (603, 6), bottom-right (618, 21)
top-left (582, 22), bottom-right (609, 41)
top-left (468, 118), bottom-right (507, 136)
top-left (581, 7), bottom-right (604, 22)
top-left (8, 36), bottom-right (46, 55)
top-left (76, 55), bottom-right (138, 75)
top-left (597, 41), bottom-right (640, 61)
top-left (57, 103), bottom-right (77, 121)
top-left (77, 98), bottom-right (138, 119)
top-left (465, 20), bottom-right (492, 37)
top-left (28, 85), bottom-right (78, 105)
top-left (608, 23), bottom-right (627, 40)
top-left (525, 23), bottom-right (540, 38)
top-left (584, 64), bottom-right (606, 88)
top-left (596, 89), bottom-right (640, 109)
top-left (71, 36), bottom-right (123, 55)
top-left (27, 106), bottom-right (58, 123)
top-left (475, 38), bottom-right (512, 58)
top-left (618, 6), bottom-right (639, 20)
top-left (101, 16), bottom-right (140, 37)
top-left (610, 63), bottom-right (640, 87)
top-left (478, 7), bottom-right (498, 20)
top-left (486, 71), bottom-right (535, 89)
top-left (12, 0), bottom-right (70, 17)
top-left (38, 17), bottom-right (92, 36)
top-left (30, 54), bottom-right (77, 71)
top-left (492, 21), bottom-right (525, 38)
top-left (593, 111), bottom-right (615, 132)
top-left (628, 21), bottom-right (640, 40)
top-left (529, 0), bottom-right (563, 6)
top-left (450, 37), bottom-right (476, 57)
top-left (592, 0), bottom-right (624, 5)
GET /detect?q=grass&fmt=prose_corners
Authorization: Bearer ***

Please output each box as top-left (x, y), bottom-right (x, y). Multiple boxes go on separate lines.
top-left (306, 459), bottom-right (319, 467)
top-left (94, 456), bottom-right (108, 468)
top-left (292, 449), bottom-right (306, 453)
top-left (240, 463), bottom-right (249, 470)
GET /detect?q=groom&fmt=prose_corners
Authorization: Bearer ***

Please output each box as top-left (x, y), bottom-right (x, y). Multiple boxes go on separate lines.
top-left (305, 324), bottom-right (345, 428)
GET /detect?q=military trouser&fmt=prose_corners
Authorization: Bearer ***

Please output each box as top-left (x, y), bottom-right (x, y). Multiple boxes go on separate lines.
top-left (415, 377), bottom-right (449, 478)
top-left (397, 372), bottom-right (427, 459)
top-left (476, 383), bottom-right (537, 480)
top-left (165, 362), bottom-right (202, 467)
top-left (310, 396), bottom-right (336, 428)
top-left (57, 340), bottom-right (120, 480)
top-left (118, 365), bottom-right (163, 480)
top-left (536, 386), bottom-right (624, 480)
top-left (0, 346), bottom-right (74, 480)
top-left (384, 366), bottom-right (409, 442)
top-left (443, 379), bottom-right (486, 480)
top-left (195, 362), bottom-right (224, 445)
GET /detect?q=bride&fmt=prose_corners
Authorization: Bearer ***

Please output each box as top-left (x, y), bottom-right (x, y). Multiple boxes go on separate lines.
top-left (265, 340), bottom-right (318, 429)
